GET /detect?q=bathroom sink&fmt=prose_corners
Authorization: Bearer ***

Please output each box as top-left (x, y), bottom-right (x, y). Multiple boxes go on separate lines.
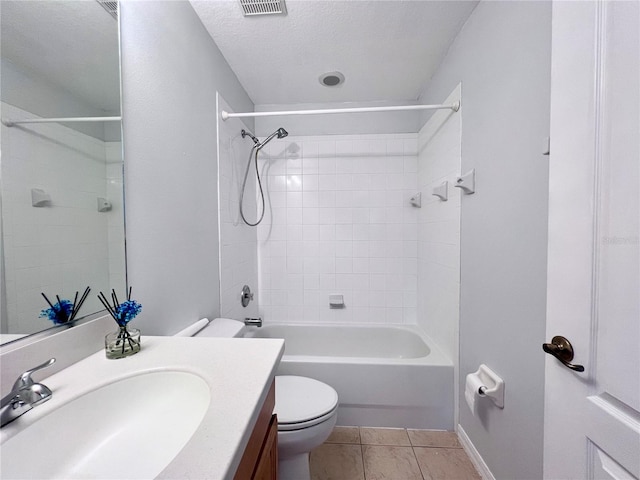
top-left (1, 371), bottom-right (210, 479)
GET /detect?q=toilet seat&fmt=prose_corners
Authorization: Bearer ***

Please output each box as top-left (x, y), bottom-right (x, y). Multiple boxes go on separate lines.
top-left (275, 376), bottom-right (338, 432)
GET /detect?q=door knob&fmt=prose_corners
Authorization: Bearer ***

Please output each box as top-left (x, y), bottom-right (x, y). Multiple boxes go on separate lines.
top-left (542, 336), bottom-right (585, 372)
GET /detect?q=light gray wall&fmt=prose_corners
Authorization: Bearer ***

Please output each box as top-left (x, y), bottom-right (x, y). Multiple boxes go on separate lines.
top-left (119, 0), bottom-right (254, 336)
top-left (418, 2), bottom-right (551, 478)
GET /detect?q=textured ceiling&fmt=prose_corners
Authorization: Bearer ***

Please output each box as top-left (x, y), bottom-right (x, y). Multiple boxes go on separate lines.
top-left (1, 0), bottom-right (120, 113)
top-left (190, 0), bottom-right (478, 105)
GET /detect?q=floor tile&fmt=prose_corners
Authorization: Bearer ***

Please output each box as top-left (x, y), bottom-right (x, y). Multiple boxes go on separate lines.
top-left (326, 426), bottom-right (361, 444)
top-left (407, 429), bottom-right (461, 448)
top-left (414, 447), bottom-right (481, 480)
top-left (310, 443), bottom-right (365, 480)
top-left (362, 445), bottom-right (423, 480)
top-left (360, 427), bottom-right (411, 446)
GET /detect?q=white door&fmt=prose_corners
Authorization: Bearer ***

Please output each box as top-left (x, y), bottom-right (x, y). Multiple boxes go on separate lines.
top-left (544, 1), bottom-right (640, 479)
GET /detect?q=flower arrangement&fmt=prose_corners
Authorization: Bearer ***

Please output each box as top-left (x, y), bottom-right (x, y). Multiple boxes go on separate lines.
top-left (99, 287), bottom-right (143, 359)
top-left (97, 287), bottom-right (142, 327)
top-left (40, 287), bottom-right (91, 325)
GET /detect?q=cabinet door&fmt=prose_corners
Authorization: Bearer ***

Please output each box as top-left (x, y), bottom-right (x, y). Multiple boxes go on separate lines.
top-left (234, 382), bottom-right (276, 480)
top-left (253, 415), bottom-right (278, 480)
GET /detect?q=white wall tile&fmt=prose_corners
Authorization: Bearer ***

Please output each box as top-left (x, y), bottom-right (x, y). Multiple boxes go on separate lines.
top-left (258, 133), bottom-right (419, 324)
top-left (1, 103), bottom-right (120, 334)
top-left (217, 96), bottom-right (259, 321)
top-left (416, 88), bottom-right (461, 362)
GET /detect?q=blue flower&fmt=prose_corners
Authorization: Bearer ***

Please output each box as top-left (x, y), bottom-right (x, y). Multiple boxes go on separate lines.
top-left (115, 300), bottom-right (142, 326)
top-left (39, 299), bottom-right (74, 325)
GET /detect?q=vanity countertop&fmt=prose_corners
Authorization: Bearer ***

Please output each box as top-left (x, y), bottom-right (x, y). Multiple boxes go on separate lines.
top-left (0, 336), bottom-right (284, 480)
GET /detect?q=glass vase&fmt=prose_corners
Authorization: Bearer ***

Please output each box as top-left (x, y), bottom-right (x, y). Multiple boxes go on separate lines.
top-left (105, 325), bottom-right (141, 359)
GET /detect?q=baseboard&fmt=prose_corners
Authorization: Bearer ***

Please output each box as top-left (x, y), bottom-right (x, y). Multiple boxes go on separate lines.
top-left (457, 424), bottom-right (496, 480)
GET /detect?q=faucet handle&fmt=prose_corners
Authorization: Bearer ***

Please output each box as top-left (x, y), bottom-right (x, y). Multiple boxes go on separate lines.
top-left (13, 358), bottom-right (56, 390)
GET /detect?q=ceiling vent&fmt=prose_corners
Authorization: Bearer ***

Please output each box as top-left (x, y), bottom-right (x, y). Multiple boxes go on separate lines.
top-left (96, 0), bottom-right (118, 20)
top-left (239, 0), bottom-right (287, 16)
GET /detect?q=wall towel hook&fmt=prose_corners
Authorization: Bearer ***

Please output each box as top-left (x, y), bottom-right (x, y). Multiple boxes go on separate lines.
top-left (454, 169), bottom-right (475, 194)
top-left (432, 182), bottom-right (448, 201)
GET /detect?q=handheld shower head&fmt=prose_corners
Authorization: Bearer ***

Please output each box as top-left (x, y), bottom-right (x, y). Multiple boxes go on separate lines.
top-left (257, 127), bottom-right (289, 150)
top-left (239, 126), bottom-right (291, 227)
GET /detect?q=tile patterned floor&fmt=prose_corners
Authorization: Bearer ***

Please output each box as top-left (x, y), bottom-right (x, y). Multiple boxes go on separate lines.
top-left (310, 427), bottom-right (481, 480)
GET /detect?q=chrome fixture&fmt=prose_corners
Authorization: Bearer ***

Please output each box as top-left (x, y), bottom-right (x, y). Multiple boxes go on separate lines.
top-left (1, 358), bottom-right (56, 427)
top-left (239, 127), bottom-right (289, 226)
top-left (256, 127), bottom-right (288, 151)
top-left (244, 317), bottom-right (263, 327)
top-left (241, 129), bottom-right (260, 145)
top-left (241, 285), bottom-right (254, 308)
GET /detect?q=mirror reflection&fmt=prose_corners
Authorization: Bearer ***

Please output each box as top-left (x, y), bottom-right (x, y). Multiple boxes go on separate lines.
top-left (0, 0), bottom-right (124, 343)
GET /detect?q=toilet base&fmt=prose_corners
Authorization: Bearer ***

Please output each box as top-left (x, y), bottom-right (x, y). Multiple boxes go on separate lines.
top-left (279, 453), bottom-right (311, 480)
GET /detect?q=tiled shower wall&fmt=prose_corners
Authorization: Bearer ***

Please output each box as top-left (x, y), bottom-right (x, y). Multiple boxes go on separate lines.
top-left (1, 103), bottom-right (124, 334)
top-left (257, 133), bottom-right (419, 324)
top-left (105, 142), bottom-right (126, 295)
top-left (416, 87), bottom-right (462, 363)
top-left (217, 95), bottom-right (259, 320)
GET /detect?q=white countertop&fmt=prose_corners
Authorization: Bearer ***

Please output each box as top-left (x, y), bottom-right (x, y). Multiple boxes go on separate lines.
top-left (0, 336), bottom-right (284, 480)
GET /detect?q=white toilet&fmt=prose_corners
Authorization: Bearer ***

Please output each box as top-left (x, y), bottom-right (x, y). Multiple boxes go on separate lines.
top-left (176, 318), bottom-right (339, 480)
top-left (274, 375), bottom-right (338, 480)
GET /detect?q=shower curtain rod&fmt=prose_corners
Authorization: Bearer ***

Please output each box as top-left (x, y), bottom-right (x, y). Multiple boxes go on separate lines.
top-left (2, 116), bottom-right (122, 127)
top-left (221, 102), bottom-right (460, 121)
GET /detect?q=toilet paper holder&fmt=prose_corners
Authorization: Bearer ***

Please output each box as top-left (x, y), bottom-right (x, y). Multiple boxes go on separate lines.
top-left (472, 364), bottom-right (505, 408)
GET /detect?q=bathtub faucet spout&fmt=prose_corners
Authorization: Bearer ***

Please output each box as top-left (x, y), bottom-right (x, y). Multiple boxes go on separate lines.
top-left (244, 317), bottom-right (262, 327)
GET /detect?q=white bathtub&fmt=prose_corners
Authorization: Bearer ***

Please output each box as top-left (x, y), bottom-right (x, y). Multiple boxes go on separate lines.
top-left (244, 324), bottom-right (453, 429)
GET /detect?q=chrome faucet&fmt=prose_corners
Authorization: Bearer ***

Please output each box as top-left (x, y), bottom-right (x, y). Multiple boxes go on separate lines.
top-left (244, 317), bottom-right (262, 327)
top-left (1, 358), bottom-right (55, 427)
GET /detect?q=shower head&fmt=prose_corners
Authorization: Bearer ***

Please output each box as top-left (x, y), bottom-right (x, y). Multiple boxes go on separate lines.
top-left (241, 129), bottom-right (260, 145)
top-left (257, 127), bottom-right (288, 150)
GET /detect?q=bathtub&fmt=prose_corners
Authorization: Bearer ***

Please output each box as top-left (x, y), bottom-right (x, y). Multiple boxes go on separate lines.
top-left (244, 324), bottom-right (453, 429)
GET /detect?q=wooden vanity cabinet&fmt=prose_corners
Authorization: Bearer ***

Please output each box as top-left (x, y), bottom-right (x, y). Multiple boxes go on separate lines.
top-left (234, 380), bottom-right (278, 480)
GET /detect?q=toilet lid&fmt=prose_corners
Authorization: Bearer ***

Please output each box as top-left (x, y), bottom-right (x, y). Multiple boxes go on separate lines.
top-left (275, 376), bottom-right (338, 426)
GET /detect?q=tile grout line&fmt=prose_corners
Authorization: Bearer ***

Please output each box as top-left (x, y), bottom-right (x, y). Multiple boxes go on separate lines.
top-left (406, 427), bottom-right (428, 480)
top-left (358, 427), bottom-right (366, 480)
top-left (322, 426), bottom-right (469, 480)
top-left (411, 445), bottom-right (428, 480)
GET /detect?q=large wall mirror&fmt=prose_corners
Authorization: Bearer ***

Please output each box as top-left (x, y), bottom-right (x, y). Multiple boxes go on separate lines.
top-left (0, 0), bottom-right (124, 344)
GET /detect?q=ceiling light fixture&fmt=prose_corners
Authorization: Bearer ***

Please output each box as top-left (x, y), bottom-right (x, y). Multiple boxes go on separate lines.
top-left (319, 71), bottom-right (345, 87)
